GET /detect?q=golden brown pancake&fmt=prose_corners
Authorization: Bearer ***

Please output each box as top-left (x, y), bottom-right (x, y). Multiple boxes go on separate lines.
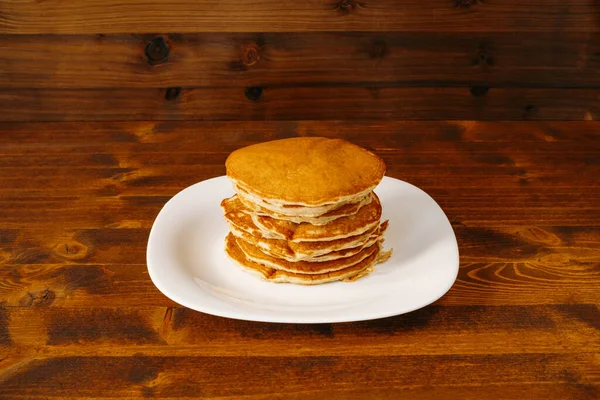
top-left (222, 138), bottom-right (392, 285)
top-left (235, 233), bottom-right (380, 274)
top-left (289, 221), bottom-right (388, 258)
top-left (237, 191), bottom-right (372, 224)
top-left (220, 197), bottom-right (265, 238)
top-left (230, 224), bottom-right (383, 262)
top-left (225, 201), bottom-right (387, 260)
top-left (254, 193), bottom-right (382, 242)
top-left (225, 233), bottom-right (381, 285)
top-left (236, 185), bottom-right (370, 218)
top-left (229, 226), bottom-right (294, 258)
top-left (222, 193), bottom-right (381, 242)
top-left (226, 137), bottom-right (386, 206)
top-left (343, 247), bottom-right (393, 282)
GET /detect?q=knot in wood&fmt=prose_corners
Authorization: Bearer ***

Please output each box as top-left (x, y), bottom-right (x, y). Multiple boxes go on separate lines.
top-left (55, 241), bottom-right (89, 260)
top-left (525, 104), bottom-right (538, 113)
top-left (19, 288), bottom-right (55, 307)
top-left (145, 36), bottom-right (170, 65)
top-left (335, 0), bottom-right (359, 13)
top-left (165, 87), bottom-right (182, 101)
top-left (470, 86), bottom-right (489, 97)
top-left (477, 50), bottom-right (493, 66)
top-left (455, 0), bottom-right (479, 7)
top-left (245, 86), bottom-right (263, 102)
top-left (242, 44), bottom-right (260, 66)
top-left (370, 41), bottom-right (387, 59)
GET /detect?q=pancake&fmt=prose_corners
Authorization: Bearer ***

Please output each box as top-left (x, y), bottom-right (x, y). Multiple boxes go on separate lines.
top-left (223, 138), bottom-right (392, 285)
top-left (236, 185), bottom-right (369, 218)
top-left (220, 198), bottom-right (264, 238)
top-left (226, 137), bottom-right (386, 206)
top-left (342, 247), bottom-right (393, 282)
top-left (225, 199), bottom-right (386, 259)
top-left (230, 224), bottom-right (383, 262)
top-left (254, 193), bottom-right (382, 242)
top-left (289, 221), bottom-right (388, 258)
top-left (225, 233), bottom-right (382, 285)
top-left (223, 193), bottom-right (381, 242)
top-left (235, 233), bottom-right (380, 274)
top-left (229, 225), bottom-right (295, 259)
top-left (237, 191), bottom-right (372, 224)
top-left (223, 196), bottom-right (283, 239)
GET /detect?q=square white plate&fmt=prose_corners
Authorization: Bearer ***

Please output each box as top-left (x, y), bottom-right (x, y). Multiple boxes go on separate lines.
top-left (147, 176), bottom-right (459, 323)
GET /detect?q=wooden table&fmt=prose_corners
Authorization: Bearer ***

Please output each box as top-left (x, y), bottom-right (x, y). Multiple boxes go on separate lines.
top-left (0, 120), bottom-right (599, 399)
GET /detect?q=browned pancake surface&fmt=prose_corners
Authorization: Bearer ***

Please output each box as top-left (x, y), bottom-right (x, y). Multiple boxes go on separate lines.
top-left (226, 203), bottom-right (386, 259)
top-left (221, 196), bottom-right (264, 237)
top-left (289, 221), bottom-right (387, 256)
top-left (232, 225), bottom-right (382, 262)
top-left (226, 137), bottom-right (385, 205)
top-left (225, 233), bottom-right (380, 285)
top-left (237, 191), bottom-right (370, 223)
top-left (236, 234), bottom-right (380, 274)
top-left (255, 193), bottom-right (382, 241)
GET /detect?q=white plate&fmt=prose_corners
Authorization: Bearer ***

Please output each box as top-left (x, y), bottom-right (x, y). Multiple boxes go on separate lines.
top-left (147, 176), bottom-right (459, 323)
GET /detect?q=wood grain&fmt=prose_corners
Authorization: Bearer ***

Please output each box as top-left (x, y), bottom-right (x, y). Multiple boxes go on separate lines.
top-left (2, 0), bottom-right (600, 394)
top-left (1, 120), bottom-right (599, 399)
top-left (1, 261), bottom-right (599, 308)
top-left (0, 121), bottom-right (597, 227)
top-left (0, 385), bottom-right (598, 400)
top-left (2, 225), bottom-right (600, 266)
top-left (1, 0), bottom-right (598, 34)
top-left (2, 120), bottom-right (598, 145)
top-left (2, 353), bottom-right (598, 398)
top-left (2, 32), bottom-right (600, 89)
top-left (2, 87), bottom-right (600, 121)
top-left (2, 304), bottom-right (599, 356)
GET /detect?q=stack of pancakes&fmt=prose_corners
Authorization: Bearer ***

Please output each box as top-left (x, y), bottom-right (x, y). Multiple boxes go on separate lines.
top-left (221, 137), bottom-right (392, 285)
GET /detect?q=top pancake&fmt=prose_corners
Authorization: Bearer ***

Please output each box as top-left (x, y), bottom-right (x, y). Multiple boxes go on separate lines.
top-left (226, 137), bottom-right (386, 206)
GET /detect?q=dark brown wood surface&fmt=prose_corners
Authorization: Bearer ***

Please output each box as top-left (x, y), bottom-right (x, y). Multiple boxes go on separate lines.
top-left (1, 121), bottom-right (599, 399)
top-left (2, 87), bottom-right (600, 121)
top-left (3, 29), bottom-right (600, 121)
top-left (2, 0), bottom-right (599, 34)
top-left (3, 32), bottom-right (600, 89)
top-left (3, 3), bottom-right (600, 121)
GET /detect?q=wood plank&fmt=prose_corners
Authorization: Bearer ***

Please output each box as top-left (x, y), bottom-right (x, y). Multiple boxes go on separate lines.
top-left (0, 166), bottom-right (598, 194)
top-left (2, 32), bottom-right (600, 88)
top-left (3, 305), bottom-right (600, 356)
top-left (1, 120), bottom-right (598, 146)
top-left (1, 225), bottom-right (599, 266)
top-left (0, 122), bottom-right (597, 226)
top-left (1, 87), bottom-right (600, 121)
top-left (0, 353), bottom-right (598, 399)
top-left (1, 0), bottom-right (598, 34)
top-left (2, 189), bottom-right (597, 227)
top-left (1, 386), bottom-right (600, 400)
top-left (1, 262), bottom-right (599, 308)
